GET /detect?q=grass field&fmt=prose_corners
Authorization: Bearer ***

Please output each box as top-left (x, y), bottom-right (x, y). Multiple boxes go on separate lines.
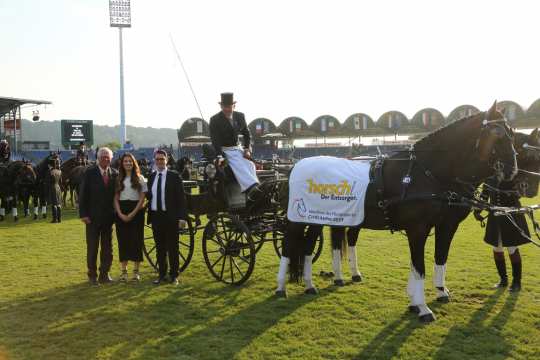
top-left (1, 204), bottom-right (540, 360)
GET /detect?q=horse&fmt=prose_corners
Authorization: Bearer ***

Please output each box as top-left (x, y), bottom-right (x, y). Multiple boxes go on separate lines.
top-left (327, 129), bottom-right (540, 299)
top-left (0, 160), bottom-right (37, 221)
top-left (33, 152), bottom-right (62, 219)
top-left (61, 156), bottom-right (89, 207)
top-left (15, 161), bottom-right (38, 219)
top-left (277, 102), bottom-right (518, 323)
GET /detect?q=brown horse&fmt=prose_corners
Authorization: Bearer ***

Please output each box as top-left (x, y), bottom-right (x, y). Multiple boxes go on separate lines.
top-left (278, 102), bottom-right (518, 323)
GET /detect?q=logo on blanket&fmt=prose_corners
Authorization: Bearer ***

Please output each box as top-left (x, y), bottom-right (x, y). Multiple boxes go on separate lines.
top-left (293, 198), bottom-right (307, 218)
top-left (307, 179), bottom-right (357, 202)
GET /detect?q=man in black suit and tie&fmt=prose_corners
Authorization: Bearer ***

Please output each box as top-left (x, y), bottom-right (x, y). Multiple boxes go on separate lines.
top-left (147, 149), bottom-right (188, 285)
top-left (209, 92), bottom-right (262, 201)
top-left (79, 147), bottom-right (118, 285)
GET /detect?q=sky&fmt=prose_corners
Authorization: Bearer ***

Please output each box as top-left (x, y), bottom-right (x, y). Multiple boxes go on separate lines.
top-left (2, 0), bottom-right (540, 132)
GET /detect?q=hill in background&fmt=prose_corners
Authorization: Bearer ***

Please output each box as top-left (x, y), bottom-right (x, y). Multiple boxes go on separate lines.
top-left (20, 119), bottom-right (178, 149)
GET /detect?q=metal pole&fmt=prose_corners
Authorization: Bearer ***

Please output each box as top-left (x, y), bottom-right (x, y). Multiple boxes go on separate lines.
top-left (119, 27), bottom-right (126, 147)
top-left (13, 107), bottom-right (18, 155)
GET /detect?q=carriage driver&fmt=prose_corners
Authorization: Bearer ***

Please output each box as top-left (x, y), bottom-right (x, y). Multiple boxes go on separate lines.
top-left (209, 93), bottom-right (263, 202)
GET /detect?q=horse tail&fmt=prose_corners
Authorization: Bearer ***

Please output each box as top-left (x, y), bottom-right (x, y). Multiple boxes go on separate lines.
top-left (330, 226), bottom-right (348, 260)
top-left (285, 221), bottom-right (305, 283)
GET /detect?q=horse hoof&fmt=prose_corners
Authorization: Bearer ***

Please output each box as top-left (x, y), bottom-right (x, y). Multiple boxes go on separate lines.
top-left (333, 279), bottom-right (345, 287)
top-left (33, 215), bottom-right (38, 220)
top-left (13, 216), bottom-right (18, 222)
top-left (419, 313), bottom-right (436, 323)
top-left (42, 214), bottom-right (47, 219)
top-left (437, 296), bottom-right (450, 303)
top-left (0, 215), bottom-right (4, 221)
top-left (408, 305), bottom-right (420, 314)
top-left (352, 275), bottom-right (362, 283)
top-left (274, 290), bottom-right (287, 298)
top-left (304, 287), bottom-right (318, 295)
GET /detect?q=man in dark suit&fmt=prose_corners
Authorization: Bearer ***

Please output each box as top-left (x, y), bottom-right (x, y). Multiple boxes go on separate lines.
top-left (147, 149), bottom-right (188, 285)
top-left (209, 93), bottom-right (261, 200)
top-left (79, 147), bottom-right (118, 285)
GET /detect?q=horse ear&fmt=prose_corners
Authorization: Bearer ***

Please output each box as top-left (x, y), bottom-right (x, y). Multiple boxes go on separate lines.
top-left (487, 100), bottom-right (498, 119)
top-left (532, 128), bottom-right (540, 144)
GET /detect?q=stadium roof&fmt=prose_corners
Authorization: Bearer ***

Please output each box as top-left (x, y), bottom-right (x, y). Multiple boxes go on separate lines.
top-left (0, 96), bottom-right (52, 117)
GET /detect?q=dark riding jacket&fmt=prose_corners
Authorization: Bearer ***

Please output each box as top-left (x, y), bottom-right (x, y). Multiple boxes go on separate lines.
top-left (209, 111), bottom-right (251, 156)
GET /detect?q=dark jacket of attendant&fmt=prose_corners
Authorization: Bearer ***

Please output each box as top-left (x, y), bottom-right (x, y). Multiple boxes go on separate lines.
top-left (209, 111), bottom-right (251, 156)
top-left (79, 165), bottom-right (118, 226)
top-left (481, 178), bottom-right (531, 247)
top-left (146, 169), bottom-right (188, 224)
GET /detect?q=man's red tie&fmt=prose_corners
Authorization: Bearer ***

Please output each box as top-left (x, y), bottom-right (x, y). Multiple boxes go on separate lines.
top-left (103, 171), bottom-right (109, 186)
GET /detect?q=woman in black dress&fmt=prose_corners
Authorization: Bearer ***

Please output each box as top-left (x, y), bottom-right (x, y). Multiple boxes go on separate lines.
top-left (114, 153), bottom-right (147, 281)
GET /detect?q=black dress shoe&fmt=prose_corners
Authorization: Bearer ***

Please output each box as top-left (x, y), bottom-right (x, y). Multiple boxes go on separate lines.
top-left (153, 277), bottom-right (166, 285)
top-left (170, 277), bottom-right (179, 286)
top-left (98, 274), bottom-right (114, 284)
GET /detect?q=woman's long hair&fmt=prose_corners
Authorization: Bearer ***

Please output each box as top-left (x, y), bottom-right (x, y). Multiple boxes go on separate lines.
top-left (116, 152), bottom-right (142, 193)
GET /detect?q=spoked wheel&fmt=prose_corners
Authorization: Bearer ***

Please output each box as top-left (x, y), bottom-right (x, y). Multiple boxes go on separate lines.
top-left (272, 226), bottom-right (324, 263)
top-left (202, 214), bottom-right (255, 285)
top-left (142, 218), bottom-right (195, 273)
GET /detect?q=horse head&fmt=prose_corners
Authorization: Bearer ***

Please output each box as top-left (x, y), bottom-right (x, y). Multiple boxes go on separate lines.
top-left (18, 162), bottom-right (37, 185)
top-left (512, 128), bottom-right (540, 197)
top-left (473, 101), bottom-right (517, 182)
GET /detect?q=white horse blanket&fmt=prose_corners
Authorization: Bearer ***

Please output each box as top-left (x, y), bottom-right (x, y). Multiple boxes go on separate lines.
top-left (287, 156), bottom-right (371, 226)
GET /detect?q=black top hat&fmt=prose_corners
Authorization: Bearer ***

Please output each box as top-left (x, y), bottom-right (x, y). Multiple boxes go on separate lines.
top-left (220, 92), bottom-right (236, 106)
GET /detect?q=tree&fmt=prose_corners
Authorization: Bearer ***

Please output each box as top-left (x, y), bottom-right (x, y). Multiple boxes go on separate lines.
top-left (99, 141), bottom-right (121, 151)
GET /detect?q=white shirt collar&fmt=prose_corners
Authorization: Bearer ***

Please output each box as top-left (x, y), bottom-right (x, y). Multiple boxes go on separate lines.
top-left (156, 168), bottom-right (167, 176)
top-left (98, 166), bottom-right (109, 175)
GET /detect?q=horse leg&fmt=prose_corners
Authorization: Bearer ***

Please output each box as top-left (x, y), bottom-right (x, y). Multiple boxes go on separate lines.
top-left (33, 193), bottom-right (39, 220)
top-left (70, 185), bottom-right (75, 208)
top-left (41, 194), bottom-right (47, 218)
top-left (330, 227), bottom-right (345, 286)
top-left (347, 226), bottom-right (363, 282)
top-left (62, 188), bottom-right (67, 208)
top-left (304, 225), bottom-right (322, 294)
top-left (275, 222), bottom-right (306, 297)
top-left (10, 196), bottom-right (18, 222)
top-left (433, 222), bottom-right (459, 302)
top-left (0, 197), bottom-right (5, 221)
top-left (22, 192), bottom-right (29, 217)
top-left (406, 223), bottom-right (435, 323)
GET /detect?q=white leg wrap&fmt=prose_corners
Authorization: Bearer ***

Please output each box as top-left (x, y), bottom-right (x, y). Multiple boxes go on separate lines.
top-left (0, 208), bottom-right (5, 216)
top-left (407, 264), bottom-right (432, 316)
top-left (433, 264), bottom-right (446, 288)
top-left (303, 255), bottom-right (314, 289)
top-left (12, 208), bottom-right (18, 217)
top-left (348, 246), bottom-right (361, 277)
top-left (41, 206), bottom-right (47, 214)
top-left (34, 207), bottom-right (39, 215)
top-left (433, 264), bottom-right (450, 298)
top-left (332, 249), bottom-right (343, 281)
top-left (276, 256), bottom-right (289, 292)
top-left (507, 246), bottom-right (518, 255)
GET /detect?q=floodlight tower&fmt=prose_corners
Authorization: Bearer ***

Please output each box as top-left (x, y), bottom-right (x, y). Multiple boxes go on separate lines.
top-left (109, 0), bottom-right (131, 148)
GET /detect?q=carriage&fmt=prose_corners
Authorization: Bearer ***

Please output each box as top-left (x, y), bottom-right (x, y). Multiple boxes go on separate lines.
top-left (142, 147), bottom-right (324, 285)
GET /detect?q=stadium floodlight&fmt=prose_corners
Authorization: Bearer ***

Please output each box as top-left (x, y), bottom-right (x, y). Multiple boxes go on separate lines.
top-left (109, 0), bottom-right (131, 147)
top-left (109, 0), bottom-right (131, 28)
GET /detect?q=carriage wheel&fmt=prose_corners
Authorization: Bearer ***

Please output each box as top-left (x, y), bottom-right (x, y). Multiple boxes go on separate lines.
top-left (142, 218), bottom-right (195, 273)
top-left (272, 228), bottom-right (324, 263)
top-left (202, 214), bottom-right (255, 285)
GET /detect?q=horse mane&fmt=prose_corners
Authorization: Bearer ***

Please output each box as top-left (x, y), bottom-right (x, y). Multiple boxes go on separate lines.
top-left (413, 111), bottom-right (485, 150)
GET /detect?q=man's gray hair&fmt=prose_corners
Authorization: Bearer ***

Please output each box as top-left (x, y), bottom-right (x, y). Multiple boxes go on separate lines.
top-left (97, 147), bottom-right (113, 158)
